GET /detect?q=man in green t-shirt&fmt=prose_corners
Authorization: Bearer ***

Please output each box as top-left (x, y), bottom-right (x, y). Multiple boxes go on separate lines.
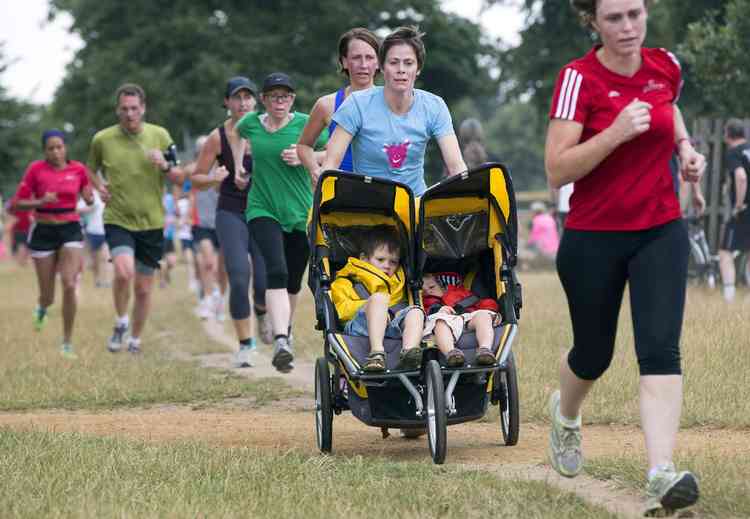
top-left (87, 83), bottom-right (184, 355)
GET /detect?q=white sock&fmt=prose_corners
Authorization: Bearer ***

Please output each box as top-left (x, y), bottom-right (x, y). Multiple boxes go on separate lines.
top-left (556, 407), bottom-right (581, 428)
top-left (648, 462), bottom-right (675, 480)
top-left (722, 284), bottom-right (736, 302)
top-left (117, 315), bottom-right (129, 327)
top-left (128, 336), bottom-right (140, 346)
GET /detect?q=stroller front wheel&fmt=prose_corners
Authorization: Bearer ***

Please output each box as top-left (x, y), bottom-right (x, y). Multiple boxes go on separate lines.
top-left (425, 359), bottom-right (447, 464)
top-left (498, 352), bottom-right (520, 446)
top-left (315, 357), bottom-right (333, 453)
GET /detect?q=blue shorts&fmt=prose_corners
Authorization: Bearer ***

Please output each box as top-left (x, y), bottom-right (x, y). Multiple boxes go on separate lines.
top-left (344, 305), bottom-right (421, 338)
top-left (87, 233), bottom-right (106, 251)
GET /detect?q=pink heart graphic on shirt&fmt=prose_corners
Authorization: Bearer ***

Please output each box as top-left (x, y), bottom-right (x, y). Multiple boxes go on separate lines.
top-left (383, 140), bottom-right (411, 169)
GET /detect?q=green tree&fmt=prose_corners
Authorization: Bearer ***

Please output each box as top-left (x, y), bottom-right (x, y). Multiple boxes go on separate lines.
top-left (49, 0), bottom-right (499, 169)
top-left (680, 0), bottom-right (750, 116)
top-left (0, 45), bottom-right (48, 197)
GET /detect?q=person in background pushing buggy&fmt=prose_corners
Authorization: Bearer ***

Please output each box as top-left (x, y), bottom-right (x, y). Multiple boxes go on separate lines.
top-left (330, 225), bottom-right (424, 372)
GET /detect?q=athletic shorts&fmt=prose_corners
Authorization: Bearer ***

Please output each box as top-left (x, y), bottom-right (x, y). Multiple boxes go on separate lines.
top-left (105, 224), bottom-right (164, 273)
top-left (163, 237), bottom-right (176, 254)
top-left (86, 232), bottom-right (106, 251)
top-left (721, 210), bottom-right (750, 252)
top-left (180, 238), bottom-right (193, 252)
top-left (28, 222), bottom-right (84, 257)
top-left (12, 231), bottom-right (28, 253)
top-left (344, 305), bottom-right (423, 338)
top-left (192, 226), bottom-right (220, 250)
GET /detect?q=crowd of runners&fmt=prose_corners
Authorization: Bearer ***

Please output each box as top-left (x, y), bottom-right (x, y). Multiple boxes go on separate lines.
top-left (8, 2), bottom-right (750, 512)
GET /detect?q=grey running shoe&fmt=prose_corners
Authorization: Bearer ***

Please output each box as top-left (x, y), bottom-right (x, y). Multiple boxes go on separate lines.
top-left (548, 390), bottom-right (583, 478)
top-left (108, 323), bottom-right (128, 353)
top-left (126, 341), bottom-right (142, 355)
top-left (256, 312), bottom-right (272, 345)
top-left (234, 345), bottom-right (256, 368)
top-left (644, 463), bottom-right (699, 517)
top-left (271, 336), bottom-right (294, 372)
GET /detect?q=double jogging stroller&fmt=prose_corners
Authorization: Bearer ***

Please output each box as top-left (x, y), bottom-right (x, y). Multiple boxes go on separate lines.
top-left (307, 163), bottom-right (523, 464)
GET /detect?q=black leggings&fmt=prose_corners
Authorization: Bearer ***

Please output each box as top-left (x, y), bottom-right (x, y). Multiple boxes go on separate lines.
top-left (556, 219), bottom-right (689, 379)
top-left (215, 209), bottom-right (266, 320)
top-left (249, 217), bottom-right (309, 293)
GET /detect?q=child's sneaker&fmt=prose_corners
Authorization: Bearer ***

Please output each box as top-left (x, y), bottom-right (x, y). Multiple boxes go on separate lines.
top-left (397, 347), bottom-right (422, 370)
top-left (644, 463), bottom-right (699, 517)
top-left (547, 390), bottom-right (583, 477)
top-left (474, 347), bottom-right (495, 365)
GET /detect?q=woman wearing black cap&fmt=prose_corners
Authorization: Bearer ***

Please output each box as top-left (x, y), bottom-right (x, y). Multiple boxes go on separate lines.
top-left (233, 72), bottom-right (328, 373)
top-left (12, 130), bottom-right (94, 359)
top-left (189, 76), bottom-right (269, 368)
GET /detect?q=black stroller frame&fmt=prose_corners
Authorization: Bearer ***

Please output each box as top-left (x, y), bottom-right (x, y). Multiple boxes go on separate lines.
top-left (308, 164), bottom-right (522, 464)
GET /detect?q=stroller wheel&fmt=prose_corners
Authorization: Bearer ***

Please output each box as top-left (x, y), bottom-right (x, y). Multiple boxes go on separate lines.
top-left (315, 357), bottom-right (333, 453)
top-left (498, 352), bottom-right (520, 446)
top-left (425, 359), bottom-right (447, 464)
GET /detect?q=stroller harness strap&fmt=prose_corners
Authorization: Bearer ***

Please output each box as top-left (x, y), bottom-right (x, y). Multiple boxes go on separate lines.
top-left (347, 277), bottom-right (409, 317)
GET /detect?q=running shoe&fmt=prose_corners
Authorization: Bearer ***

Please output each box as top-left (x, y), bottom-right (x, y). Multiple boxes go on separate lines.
top-left (197, 298), bottom-right (212, 320)
top-left (127, 339), bottom-right (142, 355)
top-left (644, 463), bottom-right (699, 517)
top-left (547, 390), bottom-right (583, 478)
top-left (234, 344), bottom-right (256, 368)
top-left (33, 307), bottom-right (47, 332)
top-left (256, 312), bottom-right (273, 345)
top-left (271, 336), bottom-right (294, 372)
top-left (107, 323), bottom-right (128, 353)
top-left (60, 343), bottom-right (78, 360)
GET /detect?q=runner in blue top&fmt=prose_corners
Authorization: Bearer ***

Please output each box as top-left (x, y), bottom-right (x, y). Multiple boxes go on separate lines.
top-left (298, 28), bottom-right (380, 179)
top-left (319, 26), bottom-right (467, 195)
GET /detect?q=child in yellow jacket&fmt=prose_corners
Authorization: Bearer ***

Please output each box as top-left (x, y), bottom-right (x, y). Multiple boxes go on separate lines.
top-left (331, 225), bottom-right (424, 371)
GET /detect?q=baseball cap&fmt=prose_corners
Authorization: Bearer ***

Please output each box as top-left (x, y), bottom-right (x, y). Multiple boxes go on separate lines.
top-left (225, 76), bottom-right (257, 98)
top-left (262, 72), bottom-right (295, 93)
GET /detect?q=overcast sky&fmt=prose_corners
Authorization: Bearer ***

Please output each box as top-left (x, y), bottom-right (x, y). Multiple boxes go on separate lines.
top-left (0, 0), bottom-right (524, 105)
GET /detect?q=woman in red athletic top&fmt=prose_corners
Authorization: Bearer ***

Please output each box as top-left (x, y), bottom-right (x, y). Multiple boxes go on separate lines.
top-left (544, 1), bottom-right (704, 515)
top-left (13, 130), bottom-right (93, 359)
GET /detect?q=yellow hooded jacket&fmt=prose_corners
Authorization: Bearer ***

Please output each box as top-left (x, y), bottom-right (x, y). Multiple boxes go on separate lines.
top-left (330, 257), bottom-right (407, 323)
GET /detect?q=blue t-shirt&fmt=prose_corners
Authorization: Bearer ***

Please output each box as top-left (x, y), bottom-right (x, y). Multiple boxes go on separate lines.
top-left (332, 86), bottom-right (454, 196)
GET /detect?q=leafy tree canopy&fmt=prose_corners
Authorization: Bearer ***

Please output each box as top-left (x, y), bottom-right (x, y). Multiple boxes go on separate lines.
top-left (48, 0), bottom-right (499, 162)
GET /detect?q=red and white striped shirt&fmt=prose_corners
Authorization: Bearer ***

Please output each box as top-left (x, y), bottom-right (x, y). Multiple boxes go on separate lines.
top-left (549, 46), bottom-right (682, 231)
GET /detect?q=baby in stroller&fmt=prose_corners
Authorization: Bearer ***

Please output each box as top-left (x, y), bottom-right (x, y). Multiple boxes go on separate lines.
top-left (422, 272), bottom-right (498, 367)
top-left (330, 225), bottom-right (425, 372)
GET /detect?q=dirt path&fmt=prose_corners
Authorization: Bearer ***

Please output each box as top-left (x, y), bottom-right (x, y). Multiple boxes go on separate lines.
top-left (2, 319), bottom-right (741, 518)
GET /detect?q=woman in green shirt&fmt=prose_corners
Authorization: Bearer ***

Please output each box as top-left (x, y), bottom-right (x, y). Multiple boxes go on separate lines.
top-left (233, 72), bottom-right (326, 373)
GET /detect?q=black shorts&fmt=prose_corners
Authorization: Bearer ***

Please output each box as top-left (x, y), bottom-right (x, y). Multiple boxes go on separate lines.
top-left (721, 210), bottom-right (750, 252)
top-left (12, 231), bottom-right (28, 253)
top-left (105, 224), bottom-right (164, 271)
top-left (163, 237), bottom-right (176, 254)
top-left (192, 226), bottom-right (220, 250)
top-left (28, 222), bottom-right (84, 255)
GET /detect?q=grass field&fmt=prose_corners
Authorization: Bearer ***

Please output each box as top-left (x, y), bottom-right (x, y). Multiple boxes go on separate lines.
top-left (1, 261), bottom-right (749, 518)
